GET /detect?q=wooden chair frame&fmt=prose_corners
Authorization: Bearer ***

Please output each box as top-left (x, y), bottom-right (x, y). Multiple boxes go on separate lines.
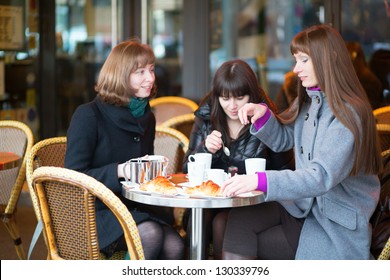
top-left (150, 96), bottom-right (198, 111)
top-left (373, 106), bottom-right (390, 124)
top-left (150, 96), bottom-right (198, 125)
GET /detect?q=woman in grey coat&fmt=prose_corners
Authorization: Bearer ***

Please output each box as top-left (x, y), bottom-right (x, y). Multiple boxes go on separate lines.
top-left (219, 24), bottom-right (382, 260)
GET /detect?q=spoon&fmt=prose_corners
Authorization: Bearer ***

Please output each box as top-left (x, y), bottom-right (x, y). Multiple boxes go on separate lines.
top-left (222, 141), bottom-right (230, 156)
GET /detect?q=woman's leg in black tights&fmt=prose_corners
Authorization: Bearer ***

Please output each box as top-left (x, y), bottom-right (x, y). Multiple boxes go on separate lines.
top-left (212, 209), bottom-right (230, 259)
top-left (159, 225), bottom-right (185, 260)
top-left (137, 221), bottom-right (164, 260)
top-left (223, 202), bottom-right (301, 259)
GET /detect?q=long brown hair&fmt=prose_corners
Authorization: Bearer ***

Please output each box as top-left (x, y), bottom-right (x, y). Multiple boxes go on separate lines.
top-left (95, 39), bottom-right (157, 106)
top-left (279, 24), bottom-right (381, 175)
top-left (200, 59), bottom-right (274, 145)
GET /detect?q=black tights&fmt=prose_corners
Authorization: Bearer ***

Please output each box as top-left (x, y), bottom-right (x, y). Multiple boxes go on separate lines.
top-left (138, 221), bottom-right (185, 260)
top-left (212, 209), bottom-right (230, 259)
top-left (115, 221), bottom-right (185, 260)
top-left (222, 202), bottom-right (304, 259)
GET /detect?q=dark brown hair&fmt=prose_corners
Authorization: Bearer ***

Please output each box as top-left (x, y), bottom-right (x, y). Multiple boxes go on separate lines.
top-left (200, 59), bottom-right (274, 145)
top-left (95, 39), bottom-right (157, 106)
top-left (280, 24), bottom-right (381, 175)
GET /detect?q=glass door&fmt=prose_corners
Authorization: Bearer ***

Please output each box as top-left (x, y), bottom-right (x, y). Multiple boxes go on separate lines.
top-left (55, 0), bottom-right (123, 134)
top-left (147, 0), bottom-right (184, 97)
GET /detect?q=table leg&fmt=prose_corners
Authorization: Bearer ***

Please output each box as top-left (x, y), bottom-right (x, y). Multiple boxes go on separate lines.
top-left (190, 208), bottom-right (205, 260)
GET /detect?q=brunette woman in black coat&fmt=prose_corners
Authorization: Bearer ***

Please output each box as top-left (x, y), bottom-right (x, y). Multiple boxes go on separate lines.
top-left (182, 59), bottom-right (295, 259)
top-left (65, 39), bottom-right (184, 260)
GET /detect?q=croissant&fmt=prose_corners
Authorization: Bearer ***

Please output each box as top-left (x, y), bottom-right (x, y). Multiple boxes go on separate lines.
top-left (185, 180), bottom-right (221, 196)
top-left (140, 176), bottom-right (178, 195)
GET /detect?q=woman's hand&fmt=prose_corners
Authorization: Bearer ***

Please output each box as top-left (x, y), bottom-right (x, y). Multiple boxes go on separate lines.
top-left (221, 174), bottom-right (258, 197)
top-left (205, 130), bottom-right (223, 154)
top-left (118, 162), bottom-right (127, 178)
top-left (118, 154), bottom-right (150, 179)
top-left (238, 103), bottom-right (268, 125)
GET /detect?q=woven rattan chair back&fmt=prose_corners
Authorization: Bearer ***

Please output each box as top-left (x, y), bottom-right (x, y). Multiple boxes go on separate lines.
top-left (376, 124), bottom-right (390, 152)
top-left (26, 137), bottom-right (67, 225)
top-left (373, 106), bottom-right (390, 124)
top-left (376, 149), bottom-right (390, 260)
top-left (0, 120), bottom-right (34, 259)
top-left (160, 113), bottom-right (195, 140)
top-left (150, 96), bottom-right (198, 125)
top-left (154, 126), bottom-right (189, 175)
top-left (379, 237), bottom-right (390, 260)
top-left (32, 166), bottom-right (144, 260)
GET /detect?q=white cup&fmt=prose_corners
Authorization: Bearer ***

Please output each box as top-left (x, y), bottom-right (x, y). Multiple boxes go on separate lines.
top-left (187, 162), bottom-right (206, 187)
top-left (245, 158), bottom-right (266, 175)
top-left (188, 153), bottom-right (212, 170)
top-left (206, 168), bottom-right (229, 186)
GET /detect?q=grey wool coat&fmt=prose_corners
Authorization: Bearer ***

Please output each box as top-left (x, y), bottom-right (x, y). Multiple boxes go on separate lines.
top-left (251, 89), bottom-right (380, 259)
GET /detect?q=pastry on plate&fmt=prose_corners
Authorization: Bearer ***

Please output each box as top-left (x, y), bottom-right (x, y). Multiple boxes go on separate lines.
top-left (185, 180), bottom-right (221, 196)
top-left (140, 176), bottom-right (177, 195)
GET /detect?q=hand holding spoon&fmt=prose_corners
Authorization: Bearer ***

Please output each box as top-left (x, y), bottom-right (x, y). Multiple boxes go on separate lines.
top-left (222, 141), bottom-right (230, 156)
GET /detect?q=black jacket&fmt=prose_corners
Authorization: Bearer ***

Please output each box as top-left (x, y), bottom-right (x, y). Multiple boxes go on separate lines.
top-left (65, 96), bottom-right (155, 249)
top-left (182, 104), bottom-right (295, 174)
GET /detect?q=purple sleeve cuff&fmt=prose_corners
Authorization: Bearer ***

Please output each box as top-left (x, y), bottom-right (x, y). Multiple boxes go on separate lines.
top-left (256, 172), bottom-right (267, 192)
top-left (253, 104), bottom-right (271, 131)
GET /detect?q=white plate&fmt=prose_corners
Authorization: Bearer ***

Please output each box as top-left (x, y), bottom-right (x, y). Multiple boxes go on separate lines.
top-left (121, 181), bottom-right (140, 189)
top-left (177, 182), bottom-right (194, 188)
top-left (236, 192), bottom-right (256, 198)
top-left (122, 181), bottom-right (188, 197)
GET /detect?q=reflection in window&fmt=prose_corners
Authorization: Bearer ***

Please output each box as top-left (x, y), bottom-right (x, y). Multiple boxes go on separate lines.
top-left (209, 0), bottom-right (325, 100)
top-left (149, 0), bottom-right (183, 97)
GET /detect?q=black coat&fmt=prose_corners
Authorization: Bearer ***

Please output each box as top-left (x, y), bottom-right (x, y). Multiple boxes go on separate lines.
top-left (65, 96), bottom-right (155, 249)
top-left (182, 104), bottom-right (295, 174)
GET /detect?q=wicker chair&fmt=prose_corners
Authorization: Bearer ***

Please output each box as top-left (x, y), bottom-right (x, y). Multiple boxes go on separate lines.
top-left (26, 137), bottom-right (67, 227)
top-left (376, 124), bottom-right (390, 152)
top-left (379, 237), bottom-right (390, 260)
top-left (31, 166), bottom-right (144, 260)
top-left (154, 126), bottom-right (189, 175)
top-left (154, 126), bottom-right (189, 237)
top-left (150, 96), bottom-right (198, 125)
top-left (373, 106), bottom-right (390, 124)
top-left (376, 148), bottom-right (390, 260)
top-left (160, 113), bottom-right (195, 140)
top-left (0, 120), bottom-right (34, 259)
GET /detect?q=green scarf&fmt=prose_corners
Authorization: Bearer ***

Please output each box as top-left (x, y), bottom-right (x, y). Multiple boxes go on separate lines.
top-left (128, 97), bottom-right (148, 118)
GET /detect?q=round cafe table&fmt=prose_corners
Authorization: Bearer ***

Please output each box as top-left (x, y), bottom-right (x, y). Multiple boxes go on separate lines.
top-left (0, 152), bottom-right (21, 170)
top-left (122, 174), bottom-right (265, 260)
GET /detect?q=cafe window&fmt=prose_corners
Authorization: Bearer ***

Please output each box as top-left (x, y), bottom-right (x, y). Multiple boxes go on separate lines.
top-left (209, 0), bottom-right (326, 100)
top-left (55, 0), bottom-right (123, 134)
top-left (148, 0), bottom-right (184, 97)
